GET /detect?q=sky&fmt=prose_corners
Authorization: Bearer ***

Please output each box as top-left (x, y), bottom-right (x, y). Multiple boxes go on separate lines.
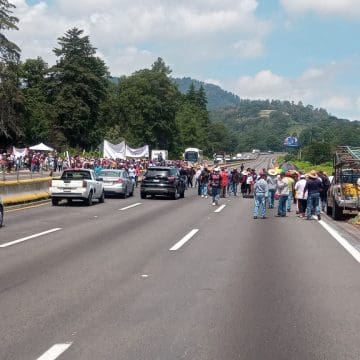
top-left (7, 0), bottom-right (360, 120)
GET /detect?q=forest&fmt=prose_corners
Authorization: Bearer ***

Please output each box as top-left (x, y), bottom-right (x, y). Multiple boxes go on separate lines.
top-left (1, 0), bottom-right (360, 163)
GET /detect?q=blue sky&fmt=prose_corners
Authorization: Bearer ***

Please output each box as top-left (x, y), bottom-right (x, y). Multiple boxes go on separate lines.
top-left (9, 0), bottom-right (360, 120)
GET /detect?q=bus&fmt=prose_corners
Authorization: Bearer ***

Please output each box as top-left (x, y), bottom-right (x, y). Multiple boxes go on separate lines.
top-left (184, 148), bottom-right (203, 163)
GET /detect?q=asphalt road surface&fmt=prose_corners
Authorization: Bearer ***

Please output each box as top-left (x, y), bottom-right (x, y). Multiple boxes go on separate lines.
top-left (1, 156), bottom-right (359, 360)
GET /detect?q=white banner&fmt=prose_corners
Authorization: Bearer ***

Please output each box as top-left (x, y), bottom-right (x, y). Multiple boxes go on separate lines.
top-left (103, 140), bottom-right (149, 159)
top-left (12, 147), bottom-right (28, 159)
top-left (125, 144), bottom-right (149, 158)
top-left (103, 140), bottom-right (126, 159)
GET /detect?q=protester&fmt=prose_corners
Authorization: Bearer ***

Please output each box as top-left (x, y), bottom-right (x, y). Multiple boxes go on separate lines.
top-left (303, 170), bottom-right (323, 220)
top-left (253, 171), bottom-right (268, 219)
top-left (285, 171), bottom-right (295, 212)
top-left (294, 174), bottom-right (308, 218)
top-left (275, 170), bottom-right (290, 217)
top-left (199, 167), bottom-right (210, 198)
top-left (266, 169), bottom-right (277, 208)
top-left (220, 167), bottom-right (229, 198)
top-left (210, 167), bottom-right (221, 205)
top-left (318, 170), bottom-right (330, 212)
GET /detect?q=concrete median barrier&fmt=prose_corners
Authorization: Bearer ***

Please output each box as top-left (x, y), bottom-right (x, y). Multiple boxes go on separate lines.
top-left (0, 177), bottom-right (51, 206)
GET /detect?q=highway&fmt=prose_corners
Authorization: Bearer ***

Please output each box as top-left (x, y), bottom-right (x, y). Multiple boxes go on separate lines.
top-left (1, 155), bottom-right (359, 360)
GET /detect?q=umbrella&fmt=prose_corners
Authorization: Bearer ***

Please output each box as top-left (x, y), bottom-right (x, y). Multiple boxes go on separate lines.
top-left (29, 142), bottom-right (54, 151)
top-left (280, 162), bottom-right (298, 171)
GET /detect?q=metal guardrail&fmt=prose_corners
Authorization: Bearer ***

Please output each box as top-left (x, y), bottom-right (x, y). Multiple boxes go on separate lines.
top-left (1, 168), bottom-right (56, 182)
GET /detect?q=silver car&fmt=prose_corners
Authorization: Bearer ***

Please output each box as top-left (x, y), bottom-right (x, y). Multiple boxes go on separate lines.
top-left (98, 169), bottom-right (134, 198)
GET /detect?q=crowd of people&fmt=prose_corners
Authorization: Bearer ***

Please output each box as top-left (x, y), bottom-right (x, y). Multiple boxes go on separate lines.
top-left (192, 164), bottom-right (331, 221)
top-left (1, 149), bottom-right (333, 220)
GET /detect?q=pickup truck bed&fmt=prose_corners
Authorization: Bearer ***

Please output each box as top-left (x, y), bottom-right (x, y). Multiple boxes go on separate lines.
top-left (49, 169), bottom-right (105, 206)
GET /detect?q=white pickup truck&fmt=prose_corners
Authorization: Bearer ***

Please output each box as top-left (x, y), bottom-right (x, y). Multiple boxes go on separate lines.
top-left (49, 169), bottom-right (105, 206)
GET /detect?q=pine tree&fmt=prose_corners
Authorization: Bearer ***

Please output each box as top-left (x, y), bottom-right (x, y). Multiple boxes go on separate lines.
top-left (49, 28), bottom-right (108, 149)
top-left (0, 0), bottom-right (23, 145)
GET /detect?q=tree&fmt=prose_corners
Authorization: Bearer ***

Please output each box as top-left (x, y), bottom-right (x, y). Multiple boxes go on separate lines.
top-left (21, 57), bottom-right (54, 144)
top-left (0, 0), bottom-right (21, 63)
top-left (0, 0), bottom-right (24, 146)
top-left (49, 28), bottom-right (109, 149)
top-left (116, 58), bottom-right (180, 153)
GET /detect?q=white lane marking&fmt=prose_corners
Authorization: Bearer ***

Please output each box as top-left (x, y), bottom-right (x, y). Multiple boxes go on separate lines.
top-left (119, 203), bottom-right (142, 211)
top-left (214, 205), bottom-right (226, 213)
top-left (36, 343), bottom-right (72, 360)
top-left (0, 228), bottom-right (62, 248)
top-left (170, 229), bottom-right (199, 251)
top-left (319, 220), bottom-right (360, 264)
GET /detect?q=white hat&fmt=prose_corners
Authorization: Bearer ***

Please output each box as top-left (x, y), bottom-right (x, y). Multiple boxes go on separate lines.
top-left (214, 167), bottom-right (220, 172)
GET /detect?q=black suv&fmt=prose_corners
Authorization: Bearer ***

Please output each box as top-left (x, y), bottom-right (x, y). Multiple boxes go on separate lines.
top-left (0, 195), bottom-right (3, 228)
top-left (140, 167), bottom-right (186, 199)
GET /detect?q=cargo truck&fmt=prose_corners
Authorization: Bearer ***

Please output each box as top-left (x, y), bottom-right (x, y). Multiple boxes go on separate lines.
top-left (326, 146), bottom-right (360, 220)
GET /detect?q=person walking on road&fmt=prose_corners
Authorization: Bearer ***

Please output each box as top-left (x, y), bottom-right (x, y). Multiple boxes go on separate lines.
top-left (303, 170), bottom-right (323, 220)
top-left (210, 167), bottom-right (221, 205)
top-left (253, 171), bottom-right (268, 219)
top-left (285, 171), bottom-right (295, 212)
top-left (199, 167), bottom-right (210, 198)
top-left (275, 170), bottom-right (290, 217)
top-left (220, 167), bottom-right (229, 198)
top-left (294, 174), bottom-right (308, 218)
top-left (266, 169), bottom-right (277, 208)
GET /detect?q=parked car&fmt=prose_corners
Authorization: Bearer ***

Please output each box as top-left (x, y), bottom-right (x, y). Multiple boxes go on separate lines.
top-left (0, 195), bottom-right (3, 227)
top-left (140, 166), bottom-right (186, 199)
top-left (98, 169), bottom-right (134, 198)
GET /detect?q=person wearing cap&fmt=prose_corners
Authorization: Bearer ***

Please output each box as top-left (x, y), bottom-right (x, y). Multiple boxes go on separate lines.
top-left (303, 170), bottom-right (323, 220)
top-left (295, 174), bottom-right (308, 217)
top-left (210, 167), bottom-right (221, 205)
top-left (267, 169), bottom-right (277, 208)
top-left (275, 170), bottom-right (290, 217)
top-left (253, 171), bottom-right (269, 219)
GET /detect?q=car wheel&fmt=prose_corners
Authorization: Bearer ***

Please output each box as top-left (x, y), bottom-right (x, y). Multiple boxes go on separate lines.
top-left (332, 198), bottom-right (343, 220)
top-left (0, 205), bottom-right (3, 228)
top-left (85, 191), bottom-right (93, 206)
top-left (140, 192), bottom-right (146, 199)
top-left (99, 190), bottom-right (105, 203)
top-left (172, 187), bottom-right (178, 200)
top-left (122, 187), bottom-right (127, 199)
top-left (52, 198), bottom-right (59, 206)
top-left (326, 202), bottom-right (332, 215)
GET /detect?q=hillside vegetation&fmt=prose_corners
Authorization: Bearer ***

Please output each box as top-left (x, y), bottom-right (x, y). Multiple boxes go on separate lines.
top-left (175, 77), bottom-right (360, 162)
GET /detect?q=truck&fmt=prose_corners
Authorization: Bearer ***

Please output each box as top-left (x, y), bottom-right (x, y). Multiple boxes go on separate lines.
top-left (49, 169), bottom-right (105, 206)
top-left (326, 146), bottom-right (360, 220)
top-left (151, 150), bottom-right (168, 162)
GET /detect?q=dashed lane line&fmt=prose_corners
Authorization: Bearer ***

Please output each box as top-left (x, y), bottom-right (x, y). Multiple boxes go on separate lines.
top-left (319, 220), bottom-right (360, 264)
top-left (169, 229), bottom-right (199, 251)
top-left (214, 205), bottom-right (226, 213)
top-left (36, 343), bottom-right (72, 360)
top-left (118, 203), bottom-right (142, 211)
top-left (0, 228), bottom-right (62, 248)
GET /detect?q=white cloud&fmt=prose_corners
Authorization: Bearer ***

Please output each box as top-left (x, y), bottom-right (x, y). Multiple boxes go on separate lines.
top-left (280, 0), bottom-right (360, 18)
top-left (7, 0), bottom-right (270, 76)
top-left (232, 39), bottom-right (264, 59)
top-left (320, 96), bottom-right (351, 110)
top-left (204, 79), bottom-right (223, 87)
top-left (229, 64), bottom-right (345, 107)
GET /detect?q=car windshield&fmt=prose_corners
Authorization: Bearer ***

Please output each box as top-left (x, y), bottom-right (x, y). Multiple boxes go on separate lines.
top-left (99, 170), bottom-right (124, 178)
top-left (146, 169), bottom-right (169, 177)
top-left (61, 170), bottom-right (91, 180)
